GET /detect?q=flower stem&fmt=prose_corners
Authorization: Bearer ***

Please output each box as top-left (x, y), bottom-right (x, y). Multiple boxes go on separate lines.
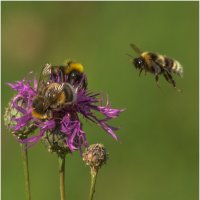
top-left (20, 143), bottom-right (31, 200)
top-left (89, 168), bottom-right (98, 200)
top-left (58, 155), bottom-right (66, 200)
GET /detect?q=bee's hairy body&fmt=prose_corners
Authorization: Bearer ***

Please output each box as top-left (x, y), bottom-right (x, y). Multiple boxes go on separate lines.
top-left (141, 52), bottom-right (183, 77)
top-left (31, 60), bottom-right (87, 120)
top-left (31, 82), bottom-right (76, 120)
top-left (43, 61), bottom-right (84, 76)
top-left (130, 44), bottom-right (183, 89)
top-left (42, 61), bottom-right (87, 89)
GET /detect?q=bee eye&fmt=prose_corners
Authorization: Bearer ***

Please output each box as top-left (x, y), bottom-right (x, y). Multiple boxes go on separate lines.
top-left (68, 70), bottom-right (81, 83)
top-left (134, 58), bottom-right (144, 68)
top-left (70, 71), bottom-right (80, 78)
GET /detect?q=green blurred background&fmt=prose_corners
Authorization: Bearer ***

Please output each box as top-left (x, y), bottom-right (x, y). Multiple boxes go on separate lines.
top-left (2, 2), bottom-right (198, 200)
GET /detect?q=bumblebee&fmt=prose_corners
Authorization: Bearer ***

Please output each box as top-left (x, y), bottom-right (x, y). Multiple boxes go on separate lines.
top-left (31, 82), bottom-right (76, 119)
top-left (41, 61), bottom-right (87, 89)
top-left (129, 44), bottom-right (183, 89)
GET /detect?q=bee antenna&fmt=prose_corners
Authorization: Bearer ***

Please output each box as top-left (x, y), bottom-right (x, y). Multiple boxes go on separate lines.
top-left (125, 53), bottom-right (134, 59)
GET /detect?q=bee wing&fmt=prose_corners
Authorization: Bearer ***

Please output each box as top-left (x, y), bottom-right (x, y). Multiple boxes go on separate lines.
top-left (37, 63), bottom-right (52, 93)
top-left (45, 83), bottom-right (64, 99)
top-left (130, 44), bottom-right (143, 55)
top-left (42, 63), bottom-right (52, 76)
top-left (53, 83), bottom-right (64, 94)
top-left (42, 84), bottom-right (64, 110)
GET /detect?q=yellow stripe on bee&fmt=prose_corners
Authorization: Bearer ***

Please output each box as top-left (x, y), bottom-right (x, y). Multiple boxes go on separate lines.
top-left (141, 52), bottom-right (152, 66)
top-left (66, 62), bottom-right (84, 74)
top-left (173, 60), bottom-right (183, 77)
top-left (157, 55), bottom-right (165, 67)
top-left (32, 109), bottom-right (47, 119)
top-left (58, 92), bottom-right (66, 104)
top-left (172, 61), bottom-right (177, 70)
top-left (176, 61), bottom-right (182, 71)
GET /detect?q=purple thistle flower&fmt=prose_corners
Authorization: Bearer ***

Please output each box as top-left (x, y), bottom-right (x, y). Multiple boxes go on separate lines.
top-left (5, 71), bottom-right (124, 153)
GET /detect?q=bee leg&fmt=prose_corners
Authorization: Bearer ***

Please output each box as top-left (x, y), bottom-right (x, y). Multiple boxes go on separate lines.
top-left (153, 63), bottom-right (161, 88)
top-left (168, 73), bottom-right (182, 92)
top-left (163, 72), bottom-right (171, 83)
top-left (155, 75), bottom-right (160, 88)
top-left (139, 68), bottom-right (143, 76)
top-left (163, 71), bottom-right (181, 92)
top-left (166, 71), bottom-right (176, 88)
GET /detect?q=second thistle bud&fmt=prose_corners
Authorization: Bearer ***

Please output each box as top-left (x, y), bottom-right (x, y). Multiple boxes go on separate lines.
top-left (42, 128), bottom-right (71, 157)
top-left (83, 143), bottom-right (108, 172)
top-left (4, 98), bottom-right (36, 140)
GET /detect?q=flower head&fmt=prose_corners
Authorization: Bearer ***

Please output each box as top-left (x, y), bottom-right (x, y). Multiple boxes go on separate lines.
top-left (83, 143), bottom-right (108, 171)
top-left (5, 63), bottom-right (124, 153)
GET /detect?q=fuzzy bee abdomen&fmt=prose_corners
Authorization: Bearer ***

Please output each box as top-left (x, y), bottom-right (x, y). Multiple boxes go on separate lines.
top-left (164, 57), bottom-right (183, 77)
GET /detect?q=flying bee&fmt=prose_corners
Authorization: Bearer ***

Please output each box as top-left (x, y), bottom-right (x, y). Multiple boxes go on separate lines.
top-left (128, 44), bottom-right (183, 90)
top-left (31, 82), bottom-right (76, 120)
top-left (41, 61), bottom-right (87, 89)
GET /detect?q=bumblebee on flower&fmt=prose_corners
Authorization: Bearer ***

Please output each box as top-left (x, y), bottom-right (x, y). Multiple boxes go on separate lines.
top-left (5, 60), bottom-right (124, 154)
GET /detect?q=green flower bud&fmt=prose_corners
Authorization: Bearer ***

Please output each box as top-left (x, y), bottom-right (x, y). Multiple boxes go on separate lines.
top-left (42, 128), bottom-right (71, 156)
top-left (4, 98), bottom-right (36, 140)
